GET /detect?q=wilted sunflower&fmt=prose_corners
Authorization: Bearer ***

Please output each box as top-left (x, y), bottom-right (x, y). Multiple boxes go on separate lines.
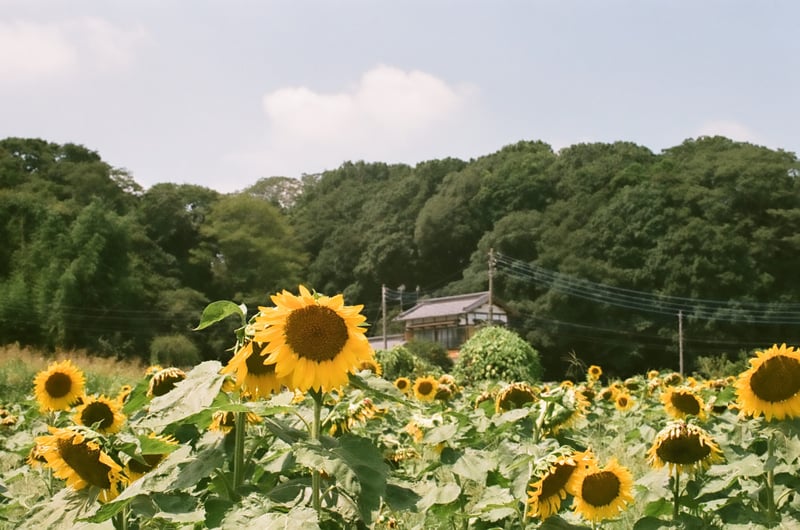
top-left (661, 387), bottom-right (707, 420)
top-left (33, 359), bottom-right (86, 412)
top-left (587, 365), bottom-right (603, 381)
top-left (647, 369), bottom-right (660, 380)
top-left (413, 376), bottom-right (439, 402)
top-left (735, 343), bottom-right (800, 421)
top-left (647, 421), bottom-right (724, 476)
top-left (663, 372), bottom-right (683, 387)
top-left (495, 382), bottom-right (538, 413)
top-left (614, 392), bottom-right (635, 411)
top-left (254, 285), bottom-right (375, 393)
top-left (394, 377), bottom-right (411, 394)
top-left (328, 398), bottom-right (380, 436)
top-left (0, 407), bottom-right (17, 427)
top-left (357, 358), bottom-right (383, 377)
top-left (73, 395), bottom-right (126, 434)
top-left (220, 340), bottom-right (284, 399)
top-left (568, 458), bottom-right (634, 523)
top-left (527, 450), bottom-right (592, 520)
top-left (209, 410), bottom-right (262, 434)
top-left (36, 427), bottom-right (125, 503)
top-left (116, 385), bottom-right (133, 404)
top-left (126, 433), bottom-right (179, 482)
top-left (147, 367), bottom-right (186, 397)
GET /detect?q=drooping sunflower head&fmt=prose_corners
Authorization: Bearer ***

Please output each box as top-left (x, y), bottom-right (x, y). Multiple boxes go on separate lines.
top-left (661, 387), bottom-right (707, 420)
top-left (541, 386), bottom-right (591, 435)
top-left (527, 451), bottom-right (581, 521)
top-left (495, 382), bottom-right (538, 413)
top-left (413, 376), bottom-right (439, 402)
top-left (614, 392), bottom-right (635, 412)
top-left (125, 433), bottom-right (179, 482)
top-left (568, 457), bottom-right (634, 523)
top-left (357, 358), bottom-right (383, 377)
top-left (587, 365), bottom-right (603, 381)
top-left (647, 369), bottom-right (660, 380)
top-left (663, 372), bottom-right (683, 387)
top-left (735, 343), bottom-right (800, 421)
top-left (253, 285), bottom-right (374, 393)
top-left (220, 340), bottom-right (285, 399)
top-left (116, 385), bottom-right (133, 405)
top-left (209, 410), bottom-right (263, 434)
top-left (394, 376), bottom-right (411, 394)
top-left (147, 367), bottom-right (186, 397)
top-left (72, 395), bottom-right (126, 434)
top-left (35, 426), bottom-right (125, 502)
top-left (647, 420), bottom-right (724, 476)
top-left (33, 359), bottom-right (86, 412)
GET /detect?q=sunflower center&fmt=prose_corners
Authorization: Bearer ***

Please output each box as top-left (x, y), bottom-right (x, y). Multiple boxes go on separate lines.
top-left (540, 462), bottom-right (575, 499)
top-left (750, 355), bottom-right (800, 402)
top-left (57, 437), bottom-right (112, 489)
top-left (81, 402), bottom-right (114, 430)
top-left (45, 372), bottom-right (73, 398)
top-left (417, 381), bottom-right (434, 396)
top-left (656, 434), bottom-right (711, 464)
top-left (581, 471), bottom-right (621, 507)
top-left (617, 397), bottom-right (629, 407)
top-left (396, 379), bottom-right (409, 390)
top-left (671, 392), bottom-right (701, 415)
top-left (499, 387), bottom-right (536, 410)
top-left (284, 305), bottom-right (349, 363)
top-left (245, 342), bottom-right (277, 375)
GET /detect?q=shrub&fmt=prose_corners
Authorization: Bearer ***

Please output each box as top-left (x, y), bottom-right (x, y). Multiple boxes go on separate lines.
top-left (149, 334), bottom-right (200, 368)
top-left (376, 345), bottom-right (438, 380)
top-left (403, 340), bottom-right (453, 372)
top-left (454, 326), bottom-right (542, 385)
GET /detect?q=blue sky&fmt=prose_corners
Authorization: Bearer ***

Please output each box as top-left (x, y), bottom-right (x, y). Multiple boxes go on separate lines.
top-left (1, 1), bottom-right (797, 192)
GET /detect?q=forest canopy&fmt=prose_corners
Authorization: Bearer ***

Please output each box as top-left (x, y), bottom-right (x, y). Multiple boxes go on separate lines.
top-left (1, 136), bottom-right (799, 379)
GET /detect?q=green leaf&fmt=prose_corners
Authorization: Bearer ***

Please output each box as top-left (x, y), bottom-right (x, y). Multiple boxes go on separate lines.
top-left (193, 300), bottom-right (245, 330)
top-left (423, 423), bottom-right (458, 445)
top-left (643, 498), bottom-right (672, 517)
top-left (416, 481), bottom-right (461, 511)
top-left (452, 448), bottom-right (495, 483)
top-left (632, 516), bottom-right (673, 530)
top-left (384, 481), bottom-right (421, 511)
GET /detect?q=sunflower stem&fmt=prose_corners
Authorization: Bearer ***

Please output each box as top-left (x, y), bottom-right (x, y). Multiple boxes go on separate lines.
top-left (766, 430), bottom-right (776, 526)
top-left (672, 471), bottom-right (681, 521)
top-left (233, 410), bottom-right (246, 490)
top-left (310, 389), bottom-right (324, 516)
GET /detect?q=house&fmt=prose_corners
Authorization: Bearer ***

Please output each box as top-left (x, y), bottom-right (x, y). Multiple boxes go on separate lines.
top-left (393, 291), bottom-right (507, 354)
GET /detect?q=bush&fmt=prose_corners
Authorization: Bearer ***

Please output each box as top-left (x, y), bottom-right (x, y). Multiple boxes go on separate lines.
top-left (403, 340), bottom-right (453, 372)
top-left (454, 326), bottom-right (542, 385)
top-left (376, 345), bottom-right (439, 380)
top-left (149, 334), bottom-right (200, 368)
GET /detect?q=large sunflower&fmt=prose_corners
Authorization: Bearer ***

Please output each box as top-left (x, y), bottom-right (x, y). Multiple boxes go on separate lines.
top-left (254, 285), bottom-right (375, 393)
top-left (220, 340), bottom-right (284, 398)
top-left (72, 395), bottom-right (126, 434)
top-left (735, 343), bottom-right (800, 421)
top-left (568, 458), bottom-right (634, 523)
top-left (647, 420), bottom-right (724, 476)
top-left (33, 360), bottom-right (86, 412)
top-left (36, 427), bottom-right (125, 503)
top-left (661, 387), bottom-right (707, 421)
top-left (527, 450), bottom-right (593, 520)
top-left (413, 376), bottom-right (439, 402)
top-left (495, 382), bottom-right (538, 413)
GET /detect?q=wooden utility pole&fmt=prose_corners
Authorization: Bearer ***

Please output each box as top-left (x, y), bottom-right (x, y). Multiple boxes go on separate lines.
top-left (678, 309), bottom-right (684, 376)
top-left (382, 284), bottom-right (387, 350)
top-left (488, 248), bottom-right (495, 326)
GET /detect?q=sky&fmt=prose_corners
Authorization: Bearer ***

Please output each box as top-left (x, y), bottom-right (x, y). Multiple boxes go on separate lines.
top-left (1, 1), bottom-right (798, 193)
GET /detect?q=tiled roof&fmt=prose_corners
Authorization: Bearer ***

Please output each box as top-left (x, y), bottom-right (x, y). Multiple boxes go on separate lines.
top-left (396, 292), bottom-right (491, 321)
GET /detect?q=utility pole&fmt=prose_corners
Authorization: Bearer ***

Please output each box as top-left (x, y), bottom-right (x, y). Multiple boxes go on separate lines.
top-left (488, 248), bottom-right (495, 326)
top-left (398, 284), bottom-right (405, 312)
top-left (678, 309), bottom-right (684, 376)
top-left (381, 284), bottom-right (387, 350)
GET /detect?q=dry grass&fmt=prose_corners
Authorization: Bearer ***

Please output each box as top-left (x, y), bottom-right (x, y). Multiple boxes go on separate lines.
top-left (0, 343), bottom-right (147, 404)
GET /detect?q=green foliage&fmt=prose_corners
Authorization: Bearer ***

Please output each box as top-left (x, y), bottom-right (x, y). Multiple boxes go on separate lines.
top-left (692, 352), bottom-right (749, 380)
top-left (403, 340), bottom-right (453, 372)
top-left (375, 345), bottom-right (438, 380)
top-left (454, 326), bottom-right (543, 385)
top-left (149, 334), bottom-right (201, 367)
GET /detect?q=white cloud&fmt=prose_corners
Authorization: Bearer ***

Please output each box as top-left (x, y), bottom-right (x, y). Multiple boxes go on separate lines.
top-left (694, 120), bottom-right (760, 144)
top-left (0, 17), bottom-right (148, 82)
top-left (240, 65), bottom-right (477, 180)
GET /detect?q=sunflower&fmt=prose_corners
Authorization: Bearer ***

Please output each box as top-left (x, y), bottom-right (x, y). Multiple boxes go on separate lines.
top-left (209, 410), bottom-right (262, 434)
top-left (0, 407), bottom-right (17, 427)
top-left (116, 384), bottom-right (133, 404)
top-left (357, 358), bottom-right (383, 377)
top-left (126, 433), bottom-right (179, 482)
top-left (328, 398), bottom-right (380, 436)
top-left (663, 372), bottom-right (683, 387)
top-left (647, 369), bottom-right (660, 380)
top-left (220, 340), bottom-right (285, 399)
top-left (661, 387), bottom-right (707, 420)
top-left (587, 365), bottom-right (602, 381)
top-left (495, 382), bottom-right (538, 413)
top-left (735, 343), bottom-right (800, 421)
top-left (568, 457), bottom-right (634, 523)
top-left (647, 421), bottom-right (724, 476)
top-left (413, 376), bottom-right (439, 402)
top-left (33, 360), bottom-right (86, 412)
top-left (36, 427), bottom-right (125, 502)
top-left (253, 285), bottom-right (375, 393)
top-left (614, 392), bottom-right (635, 411)
top-left (394, 377), bottom-right (412, 394)
top-left (147, 367), bottom-right (186, 397)
top-left (527, 450), bottom-right (593, 520)
top-left (73, 395), bottom-right (126, 434)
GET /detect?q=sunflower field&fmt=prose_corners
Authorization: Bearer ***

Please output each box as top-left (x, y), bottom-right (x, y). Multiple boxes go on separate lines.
top-left (2, 287), bottom-right (800, 529)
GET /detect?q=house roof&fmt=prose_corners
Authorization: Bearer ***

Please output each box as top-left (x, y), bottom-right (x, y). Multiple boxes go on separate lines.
top-left (396, 291), bottom-right (499, 321)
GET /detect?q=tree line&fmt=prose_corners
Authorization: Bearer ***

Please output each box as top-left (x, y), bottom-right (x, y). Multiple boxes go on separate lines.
top-left (1, 136), bottom-right (799, 378)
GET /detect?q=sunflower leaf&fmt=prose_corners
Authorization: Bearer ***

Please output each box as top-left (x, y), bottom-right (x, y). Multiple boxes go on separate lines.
top-left (193, 300), bottom-right (246, 330)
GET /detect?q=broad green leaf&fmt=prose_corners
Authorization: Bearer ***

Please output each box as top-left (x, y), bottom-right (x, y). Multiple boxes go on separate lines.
top-left (193, 300), bottom-right (246, 330)
top-left (632, 516), bottom-right (673, 530)
top-left (471, 484), bottom-right (515, 522)
top-left (416, 481), bottom-right (461, 511)
top-left (642, 498), bottom-right (672, 517)
top-left (452, 448), bottom-right (495, 483)
top-left (423, 423), bottom-right (458, 445)
top-left (384, 481), bottom-right (421, 511)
